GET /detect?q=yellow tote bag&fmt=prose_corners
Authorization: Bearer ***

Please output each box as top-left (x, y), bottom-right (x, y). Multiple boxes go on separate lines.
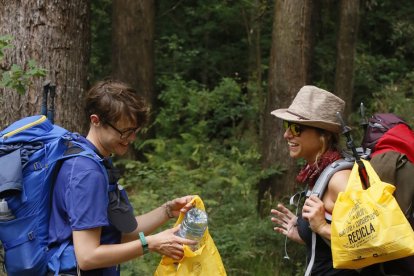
top-left (154, 196), bottom-right (227, 276)
top-left (331, 160), bottom-right (414, 269)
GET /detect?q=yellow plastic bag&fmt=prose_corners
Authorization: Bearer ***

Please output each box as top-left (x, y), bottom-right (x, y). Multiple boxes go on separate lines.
top-left (154, 196), bottom-right (227, 276)
top-left (331, 160), bottom-right (414, 269)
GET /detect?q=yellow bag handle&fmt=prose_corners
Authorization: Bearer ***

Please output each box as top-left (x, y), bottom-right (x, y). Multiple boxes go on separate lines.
top-left (345, 160), bottom-right (395, 197)
top-left (173, 195), bottom-right (205, 227)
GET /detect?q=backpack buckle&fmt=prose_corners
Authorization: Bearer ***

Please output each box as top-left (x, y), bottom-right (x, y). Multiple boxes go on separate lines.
top-left (33, 162), bottom-right (43, 170)
top-left (28, 231), bottom-right (35, 241)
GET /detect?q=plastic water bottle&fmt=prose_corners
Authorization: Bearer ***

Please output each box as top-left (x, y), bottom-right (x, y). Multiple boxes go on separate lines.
top-left (0, 199), bottom-right (15, 221)
top-left (176, 208), bottom-right (208, 250)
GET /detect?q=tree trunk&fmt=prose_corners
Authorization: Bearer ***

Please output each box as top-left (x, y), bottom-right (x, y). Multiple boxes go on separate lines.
top-left (0, 0), bottom-right (90, 134)
top-left (244, 0), bottom-right (268, 140)
top-left (259, 0), bottom-right (314, 215)
top-left (111, 0), bottom-right (155, 160)
top-left (334, 0), bottom-right (360, 117)
top-left (112, 0), bottom-right (155, 109)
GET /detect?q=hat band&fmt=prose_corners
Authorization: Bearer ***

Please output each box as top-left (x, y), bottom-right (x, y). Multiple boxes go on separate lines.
top-left (286, 110), bottom-right (309, 120)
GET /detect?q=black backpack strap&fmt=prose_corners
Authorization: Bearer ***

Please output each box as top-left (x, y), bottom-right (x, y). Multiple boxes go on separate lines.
top-left (49, 141), bottom-right (92, 213)
top-left (63, 141), bottom-right (121, 183)
top-left (101, 159), bottom-right (121, 184)
top-left (63, 146), bottom-right (84, 156)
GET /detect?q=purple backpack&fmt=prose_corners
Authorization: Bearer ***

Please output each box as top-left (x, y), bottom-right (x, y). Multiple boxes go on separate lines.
top-left (361, 113), bottom-right (408, 152)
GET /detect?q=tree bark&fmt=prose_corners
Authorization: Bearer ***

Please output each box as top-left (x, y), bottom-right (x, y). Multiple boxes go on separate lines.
top-left (259, 0), bottom-right (315, 214)
top-left (0, 0), bottom-right (90, 133)
top-left (244, 0), bottom-right (267, 139)
top-left (334, 0), bottom-right (360, 117)
top-left (112, 0), bottom-right (155, 109)
top-left (111, 0), bottom-right (155, 160)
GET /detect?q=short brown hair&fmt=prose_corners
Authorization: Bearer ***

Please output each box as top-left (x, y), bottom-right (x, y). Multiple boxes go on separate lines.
top-left (85, 79), bottom-right (150, 127)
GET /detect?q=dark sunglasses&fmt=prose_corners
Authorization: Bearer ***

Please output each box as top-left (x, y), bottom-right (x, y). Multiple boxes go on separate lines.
top-left (283, 121), bottom-right (304, 137)
top-left (106, 121), bottom-right (140, 140)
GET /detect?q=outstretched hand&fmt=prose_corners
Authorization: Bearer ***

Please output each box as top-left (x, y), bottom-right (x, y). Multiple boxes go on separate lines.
top-left (147, 224), bottom-right (197, 260)
top-left (270, 203), bottom-right (303, 244)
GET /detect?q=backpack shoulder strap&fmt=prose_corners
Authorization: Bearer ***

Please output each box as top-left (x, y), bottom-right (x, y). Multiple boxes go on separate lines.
top-left (63, 145), bottom-right (114, 189)
top-left (307, 158), bottom-right (354, 199)
top-left (61, 141), bottom-right (107, 180)
top-left (46, 141), bottom-right (109, 275)
top-left (304, 158), bottom-right (355, 276)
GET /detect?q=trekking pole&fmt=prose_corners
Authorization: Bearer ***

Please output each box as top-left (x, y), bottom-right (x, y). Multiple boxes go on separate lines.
top-left (47, 84), bottom-right (56, 124)
top-left (41, 81), bottom-right (50, 116)
top-left (359, 102), bottom-right (368, 132)
top-left (336, 112), bottom-right (369, 189)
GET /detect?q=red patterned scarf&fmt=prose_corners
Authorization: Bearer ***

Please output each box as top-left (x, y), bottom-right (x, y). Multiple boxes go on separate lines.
top-left (296, 150), bottom-right (342, 187)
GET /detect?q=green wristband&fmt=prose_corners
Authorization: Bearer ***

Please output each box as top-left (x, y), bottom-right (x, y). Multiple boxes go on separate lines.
top-left (139, 232), bottom-right (149, 255)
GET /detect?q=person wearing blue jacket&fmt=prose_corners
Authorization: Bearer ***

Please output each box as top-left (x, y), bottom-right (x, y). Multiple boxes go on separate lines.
top-left (48, 79), bottom-right (196, 275)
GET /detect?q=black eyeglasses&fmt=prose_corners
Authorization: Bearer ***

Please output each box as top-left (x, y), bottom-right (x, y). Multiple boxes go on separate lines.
top-left (283, 121), bottom-right (304, 137)
top-left (105, 121), bottom-right (139, 139)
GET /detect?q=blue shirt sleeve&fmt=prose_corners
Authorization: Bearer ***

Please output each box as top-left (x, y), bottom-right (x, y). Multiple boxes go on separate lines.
top-left (65, 156), bottom-right (109, 230)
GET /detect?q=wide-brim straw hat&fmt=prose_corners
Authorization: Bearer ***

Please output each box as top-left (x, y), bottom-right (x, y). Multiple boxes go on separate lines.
top-left (271, 85), bottom-right (345, 133)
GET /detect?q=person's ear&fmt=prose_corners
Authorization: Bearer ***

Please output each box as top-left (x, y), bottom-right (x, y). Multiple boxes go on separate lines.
top-left (90, 114), bottom-right (100, 126)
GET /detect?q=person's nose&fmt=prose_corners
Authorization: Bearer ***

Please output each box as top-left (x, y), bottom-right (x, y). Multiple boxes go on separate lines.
top-left (283, 128), bottom-right (293, 139)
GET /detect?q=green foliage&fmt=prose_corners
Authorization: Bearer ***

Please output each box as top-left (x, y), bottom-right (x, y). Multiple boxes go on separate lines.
top-left (154, 76), bottom-right (254, 139)
top-left (0, 61), bottom-right (46, 95)
top-left (85, 1), bottom-right (414, 274)
top-left (312, 0), bottom-right (414, 116)
top-left (117, 77), bottom-right (301, 275)
top-left (0, 35), bottom-right (46, 95)
top-left (311, 1), bottom-right (339, 90)
top-left (369, 72), bottom-right (414, 125)
top-left (353, 1), bottom-right (414, 112)
top-left (90, 0), bottom-right (112, 82)
top-left (155, 0), bottom-right (274, 88)
top-left (344, 0), bottom-right (414, 132)
top-left (0, 35), bottom-right (12, 60)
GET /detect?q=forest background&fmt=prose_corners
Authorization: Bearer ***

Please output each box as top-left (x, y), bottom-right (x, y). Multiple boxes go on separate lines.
top-left (0, 0), bottom-right (413, 275)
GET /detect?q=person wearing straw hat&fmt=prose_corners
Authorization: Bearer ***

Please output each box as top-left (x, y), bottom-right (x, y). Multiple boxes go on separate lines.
top-left (269, 86), bottom-right (359, 275)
